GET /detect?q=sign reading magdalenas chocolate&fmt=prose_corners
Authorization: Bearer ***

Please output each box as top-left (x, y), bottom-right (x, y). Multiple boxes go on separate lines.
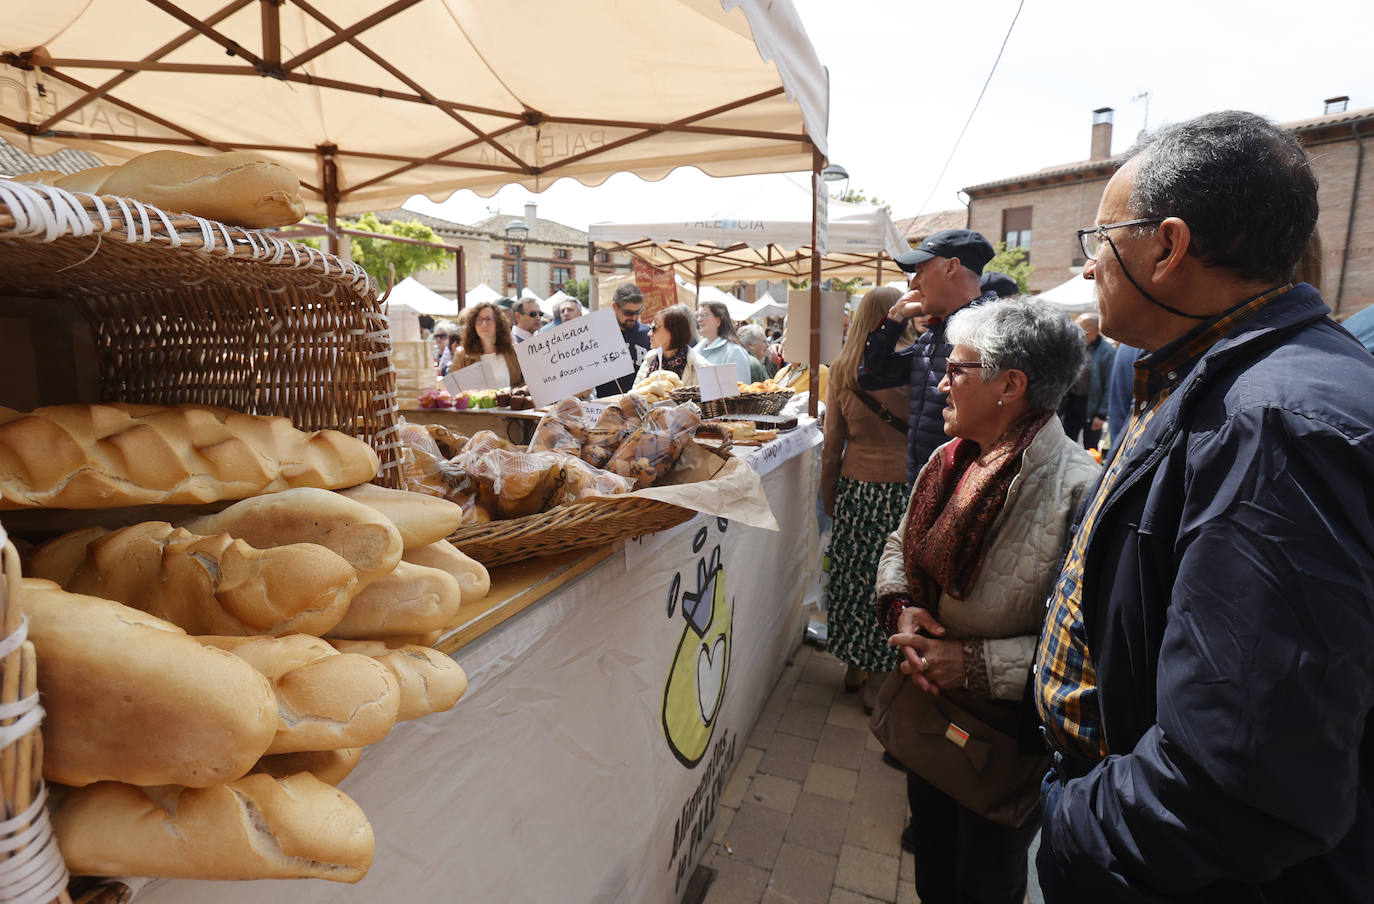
top-left (515, 307), bottom-right (631, 407)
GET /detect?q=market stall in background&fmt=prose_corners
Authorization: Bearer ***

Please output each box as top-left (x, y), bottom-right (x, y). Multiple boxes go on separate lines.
top-left (0, 1), bottom-right (834, 901)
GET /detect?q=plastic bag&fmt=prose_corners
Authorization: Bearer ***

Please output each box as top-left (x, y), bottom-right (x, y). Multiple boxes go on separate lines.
top-left (605, 405), bottom-right (701, 489)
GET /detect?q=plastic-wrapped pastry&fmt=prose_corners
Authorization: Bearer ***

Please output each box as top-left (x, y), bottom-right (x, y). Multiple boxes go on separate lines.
top-left (605, 405), bottom-right (700, 489)
top-left (457, 448), bottom-right (567, 519)
top-left (581, 404), bottom-right (633, 468)
top-left (424, 424), bottom-right (468, 459)
top-left (462, 430), bottom-right (516, 456)
top-left (534, 452), bottom-right (634, 505)
top-left (528, 399), bottom-right (588, 456)
top-left (396, 418), bottom-right (447, 497)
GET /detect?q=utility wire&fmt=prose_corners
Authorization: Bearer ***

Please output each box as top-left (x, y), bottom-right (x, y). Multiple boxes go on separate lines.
top-left (915, 0), bottom-right (1026, 215)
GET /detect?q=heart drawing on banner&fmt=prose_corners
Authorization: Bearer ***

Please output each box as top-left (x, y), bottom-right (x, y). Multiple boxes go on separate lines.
top-left (696, 636), bottom-right (727, 723)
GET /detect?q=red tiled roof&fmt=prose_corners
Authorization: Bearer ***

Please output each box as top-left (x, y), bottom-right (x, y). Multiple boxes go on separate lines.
top-left (892, 209), bottom-right (966, 244)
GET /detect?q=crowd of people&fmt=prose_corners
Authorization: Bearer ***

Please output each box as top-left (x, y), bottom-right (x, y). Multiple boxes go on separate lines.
top-left (817, 110), bottom-right (1374, 904)
top-left (419, 109), bottom-right (1374, 904)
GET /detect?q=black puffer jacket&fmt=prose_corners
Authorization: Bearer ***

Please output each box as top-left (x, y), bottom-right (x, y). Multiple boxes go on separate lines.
top-left (857, 291), bottom-right (997, 485)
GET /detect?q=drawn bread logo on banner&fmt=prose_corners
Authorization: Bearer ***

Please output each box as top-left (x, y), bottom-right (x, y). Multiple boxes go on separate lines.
top-left (661, 520), bottom-right (733, 768)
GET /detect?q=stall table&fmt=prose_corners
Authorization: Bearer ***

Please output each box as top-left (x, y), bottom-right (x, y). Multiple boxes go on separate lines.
top-left (133, 421), bottom-right (822, 904)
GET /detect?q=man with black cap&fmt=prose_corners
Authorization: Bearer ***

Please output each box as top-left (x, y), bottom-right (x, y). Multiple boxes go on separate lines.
top-left (980, 270), bottom-right (1020, 298)
top-left (859, 228), bottom-right (999, 486)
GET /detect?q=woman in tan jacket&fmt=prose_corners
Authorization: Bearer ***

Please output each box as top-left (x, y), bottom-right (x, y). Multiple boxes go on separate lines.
top-left (452, 301), bottom-right (524, 388)
top-left (821, 286), bottom-right (911, 699)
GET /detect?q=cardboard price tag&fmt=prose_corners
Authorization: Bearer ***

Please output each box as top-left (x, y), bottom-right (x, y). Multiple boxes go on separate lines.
top-left (515, 308), bottom-right (633, 407)
top-left (697, 364), bottom-right (739, 402)
top-left (443, 359), bottom-right (500, 395)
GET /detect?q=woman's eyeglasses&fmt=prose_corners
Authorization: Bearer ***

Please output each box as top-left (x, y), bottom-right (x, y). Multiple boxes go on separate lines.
top-left (945, 360), bottom-right (986, 379)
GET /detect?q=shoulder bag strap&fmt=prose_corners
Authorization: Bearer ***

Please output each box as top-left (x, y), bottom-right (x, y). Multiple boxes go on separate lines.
top-left (853, 387), bottom-right (909, 436)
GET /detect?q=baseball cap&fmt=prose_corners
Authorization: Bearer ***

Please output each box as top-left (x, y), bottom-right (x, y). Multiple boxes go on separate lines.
top-left (979, 271), bottom-right (1019, 297)
top-left (895, 229), bottom-right (996, 275)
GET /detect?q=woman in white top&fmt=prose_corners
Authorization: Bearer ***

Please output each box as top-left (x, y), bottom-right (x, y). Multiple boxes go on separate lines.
top-left (694, 301), bottom-right (753, 383)
top-left (452, 301), bottom-right (524, 388)
top-left (636, 304), bottom-right (708, 385)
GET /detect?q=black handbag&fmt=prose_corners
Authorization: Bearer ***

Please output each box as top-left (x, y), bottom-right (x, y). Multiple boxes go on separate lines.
top-left (869, 669), bottom-right (1047, 828)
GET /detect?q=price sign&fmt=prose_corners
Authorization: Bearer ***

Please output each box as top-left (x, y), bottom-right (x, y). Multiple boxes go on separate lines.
top-left (514, 308), bottom-right (632, 408)
top-left (697, 364), bottom-right (739, 402)
top-left (442, 359), bottom-right (500, 395)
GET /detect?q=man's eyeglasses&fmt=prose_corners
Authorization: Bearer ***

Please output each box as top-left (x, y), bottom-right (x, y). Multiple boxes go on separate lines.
top-left (945, 360), bottom-right (986, 380)
top-left (619, 307), bottom-right (643, 318)
top-left (1076, 217), bottom-right (1165, 262)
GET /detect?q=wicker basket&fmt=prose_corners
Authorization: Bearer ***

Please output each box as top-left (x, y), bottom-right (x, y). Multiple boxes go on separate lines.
top-left (699, 390), bottom-right (793, 418)
top-left (447, 494), bottom-right (697, 567)
top-left (0, 181), bottom-right (402, 487)
top-left (0, 526), bottom-right (72, 904)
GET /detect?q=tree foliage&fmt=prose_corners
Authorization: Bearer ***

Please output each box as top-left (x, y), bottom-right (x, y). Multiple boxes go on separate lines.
top-left (294, 213), bottom-right (452, 288)
top-left (985, 242), bottom-right (1034, 294)
top-left (561, 277), bottom-right (589, 305)
top-left (835, 187), bottom-right (891, 214)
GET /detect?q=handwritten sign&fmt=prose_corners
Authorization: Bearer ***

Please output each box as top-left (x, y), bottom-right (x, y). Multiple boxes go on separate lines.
top-left (515, 307), bottom-right (632, 408)
top-left (697, 364), bottom-right (739, 403)
top-left (443, 359), bottom-right (500, 395)
top-left (744, 420), bottom-right (823, 477)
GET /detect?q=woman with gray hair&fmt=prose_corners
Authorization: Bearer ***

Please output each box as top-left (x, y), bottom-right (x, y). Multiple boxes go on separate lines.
top-left (873, 298), bottom-right (1100, 904)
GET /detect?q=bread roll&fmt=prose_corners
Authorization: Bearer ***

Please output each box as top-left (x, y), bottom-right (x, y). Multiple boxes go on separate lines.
top-left (0, 403), bottom-right (379, 510)
top-left (34, 521), bottom-right (360, 636)
top-left (329, 640), bottom-right (468, 721)
top-left (253, 748), bottom-right (363, 786)
top-left (325, 560), bottom-right (461, 639)
top-left (13, 170), bottom-right (65, 185)
top-left (402, 539), bottom-right (490, 601)
top-left (21, 579), bottom-right (276, 787)
top-left (337, 482), bottom-right (465, 549)
top-left (97, 150), bottom-right (306, 228)
top-left (52, 165), bottom-right (120, 193)
top-left (51, 773), bottom-right (373, 882)
top-left (200, 635), bottom-right (401, 754)
top-left (183, 487), bottom-right (402, 587)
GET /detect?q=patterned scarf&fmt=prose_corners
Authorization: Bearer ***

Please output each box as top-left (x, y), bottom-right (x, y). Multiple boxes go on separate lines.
top-left (902, 411), bottom-right (1053, 613)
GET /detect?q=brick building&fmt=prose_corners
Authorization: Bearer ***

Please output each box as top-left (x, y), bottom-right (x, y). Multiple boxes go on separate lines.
top-left (962, 103), bottom-right (1374, 318)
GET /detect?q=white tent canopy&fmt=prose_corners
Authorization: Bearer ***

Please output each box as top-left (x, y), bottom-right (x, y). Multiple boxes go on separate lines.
top-left (1038, 273), bottom-right (1098, 313)
top-left (588, 189), bottom-right (908, 284)
top-left (464, 283), bottom-right (502, 307)
top-left (2, 0), bottom-right (827, 216)
top-left (384, 277), bottom-right (459, 317)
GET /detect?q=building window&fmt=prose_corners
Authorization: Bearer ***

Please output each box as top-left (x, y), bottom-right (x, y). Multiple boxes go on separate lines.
top-left (551, 265), bottom-right (572, 290)
top-left (555, 248), bottom-right (571, 260)
top-left (506, 244), bottom-right (520, 256)
top-left (598, 252), bottom-right (612, 263)
top-left (505, 263), bottom-right (519, 290)
top-left (1002, 206), bottom-right (1032, 260)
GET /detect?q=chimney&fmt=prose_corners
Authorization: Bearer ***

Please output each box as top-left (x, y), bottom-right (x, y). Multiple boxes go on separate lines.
top-left (1324, 95), bottom-right (1350, 115)
top-left (1091, 108), bottom-right (1114, 161)
top-left (524, 202), bottom-right (538, 239)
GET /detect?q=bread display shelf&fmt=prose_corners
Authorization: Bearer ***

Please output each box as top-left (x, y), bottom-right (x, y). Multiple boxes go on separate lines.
top-left (0, 181), bottom-right (402, 487)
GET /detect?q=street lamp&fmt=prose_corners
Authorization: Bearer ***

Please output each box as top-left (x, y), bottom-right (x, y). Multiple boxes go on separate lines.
top-left (505, 219), bottom-right (529, 297)
top-left (821, 164), bottom-right (849, 197)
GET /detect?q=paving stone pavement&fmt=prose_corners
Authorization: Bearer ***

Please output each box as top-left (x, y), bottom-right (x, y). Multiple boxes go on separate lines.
top-left (701, 644), bottom-right (922, 904)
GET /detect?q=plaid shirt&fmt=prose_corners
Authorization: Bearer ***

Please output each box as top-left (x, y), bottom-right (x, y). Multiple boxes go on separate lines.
top-left (1034, 284), bottom-right (1293, 761)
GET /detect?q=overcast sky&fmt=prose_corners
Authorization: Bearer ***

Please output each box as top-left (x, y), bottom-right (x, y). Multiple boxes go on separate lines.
top-left (409, 0), bottom-right (1372, 232)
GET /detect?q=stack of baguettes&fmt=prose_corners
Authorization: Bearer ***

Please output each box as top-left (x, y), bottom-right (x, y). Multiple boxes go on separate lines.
top-left (0, 402), bottom-right (489, 884)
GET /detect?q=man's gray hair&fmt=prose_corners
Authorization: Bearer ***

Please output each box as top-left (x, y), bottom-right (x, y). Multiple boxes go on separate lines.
top-left (1124, 110), bottom-right (1317, 284)
top-left (944, 298), bottom-right (1087, 412)
top-left (737, 323), bottom-right (765, 346)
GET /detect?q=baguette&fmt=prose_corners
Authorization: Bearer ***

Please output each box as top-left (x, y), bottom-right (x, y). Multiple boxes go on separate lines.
top-left (402, 538), bottom-right (491, 602)
top-left (328, 640), bottom-right (468, 721)
top-left (182, 487), bottom-right (403, 588)
top-left (21, 579), bottom-right (276, 788)
top-left (12, 170), bottom-right (65, 185)
top-left (52, 165), bottom-right (120, 193)
top-left (96, 150), bottom-right (306, 228)
top-left (0, 403), bottom-right (379, 510)
top-left (324, 560), bottom-right (461, 639)
top-left (199, 635), bottom-right (401, 754)
top-left (337, 482), bottom-right (466, 549)
top-left (51, 773), bottom-right (374, 882)
top-left (33, 522), bottom-right (360, 636)
top-left (253, 747), bottom-right (363, 786)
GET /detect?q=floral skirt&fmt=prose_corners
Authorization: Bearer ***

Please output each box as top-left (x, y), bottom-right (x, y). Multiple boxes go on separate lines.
top-left (823, 475), bottom-right (908, 673)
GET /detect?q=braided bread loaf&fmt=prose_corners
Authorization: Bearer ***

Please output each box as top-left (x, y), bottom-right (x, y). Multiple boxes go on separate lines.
top-left (0, 403), bottom-right (379, 510)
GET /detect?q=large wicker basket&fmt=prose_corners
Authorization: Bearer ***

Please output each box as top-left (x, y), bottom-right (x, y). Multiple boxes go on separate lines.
top-left (0, 181), bottom-right (402, 486)
top-left (0, 525), bottom-right (71, 904)
top-left (668, 387), bottom-right (793, 418)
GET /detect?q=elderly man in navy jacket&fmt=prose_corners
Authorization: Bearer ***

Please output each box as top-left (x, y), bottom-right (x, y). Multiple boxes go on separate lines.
top-left (1034, 110), bottom-right (1374, 902)
top-left (858, 228), bottom-right (997, 486)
